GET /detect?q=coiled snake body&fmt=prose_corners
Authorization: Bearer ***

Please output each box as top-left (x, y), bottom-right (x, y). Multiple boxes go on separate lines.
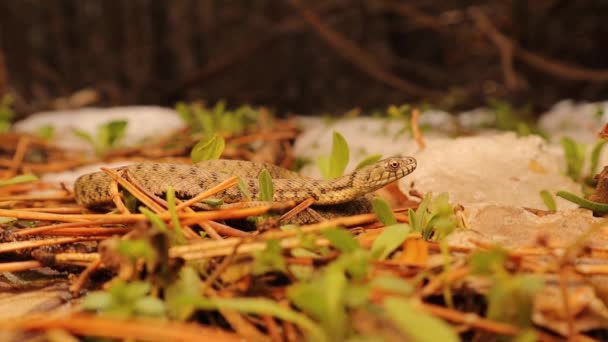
top-left (74, 157), bottom-right (417, 222)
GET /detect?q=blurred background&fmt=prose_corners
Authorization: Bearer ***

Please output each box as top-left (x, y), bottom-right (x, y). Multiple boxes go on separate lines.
top-left (1, 0), bottom-right (607, 116)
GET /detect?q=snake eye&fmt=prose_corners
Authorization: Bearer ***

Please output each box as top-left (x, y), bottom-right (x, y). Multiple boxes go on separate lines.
top-left (389, 160), bottom-right (400, 170)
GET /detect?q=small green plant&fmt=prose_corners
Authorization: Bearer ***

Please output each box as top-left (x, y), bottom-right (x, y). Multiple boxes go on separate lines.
top-left (0, 94), bottom-right (15, 133)
top-left (36, 124), bottom-right (55, 140)
top-left (73, 120), bottom-right (128, 156)
top-left (176, 101), bottom-right (261, 136)
top-left (539, 190), bottom-right (557, 211)
top-left (561, 136), bottom-right (586, 181)
top-left (252, 239), bottom-right (287, 275)
top-left (81, 279), bottom-right (166, 318)
top-left (408, 193), bottom-right (459, 240)
top-left (316, 131), bottom-right (349, 179)
top-left (489, 99), bottom-right (543, 138)
top-left (469, 248), bottom-right (543, 329)
top-left (258, 169), bottom-right (274, 201)
top-left (190, 134), bottom-right (225, 163)
top-left (371, 197), bottom-right (411, 260)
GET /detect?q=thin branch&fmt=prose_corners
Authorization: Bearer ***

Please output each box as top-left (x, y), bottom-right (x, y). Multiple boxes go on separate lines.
top-left (288, 0), bottom-right (439, 98)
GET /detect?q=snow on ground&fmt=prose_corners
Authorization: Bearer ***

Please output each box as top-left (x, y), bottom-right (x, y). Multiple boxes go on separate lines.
top-left (539, 100), bottom-right (608, 143)
top-left (400, 133), bottom-right (581, 209)
top-left (40, 161), bottom-right (137, 190)
top-left (14, 106), bottom-right (185, 153)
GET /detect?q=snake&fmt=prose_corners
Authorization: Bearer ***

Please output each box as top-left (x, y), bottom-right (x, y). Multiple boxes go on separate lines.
top-left (74, 156), bottom-right (417, 223)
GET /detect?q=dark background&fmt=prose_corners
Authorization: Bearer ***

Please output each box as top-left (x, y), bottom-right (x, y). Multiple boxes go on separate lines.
top-left (1, 0), bottom-right (608, 116)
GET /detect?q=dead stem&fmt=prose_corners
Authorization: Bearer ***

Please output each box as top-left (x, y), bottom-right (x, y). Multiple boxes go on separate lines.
top-left (6, 135), bottom-right (30, 177)
top-left (0, 205), bottom-right (276, 223)
top-left (0, 193), bottom-right (73, 202)
top-left (0, 313), bottom-right (243, 342)
top-left (70, 258), bottom-right (102, 296)
top-left (411, 108), bottom-right (426, 149)
top-left (175, 175), bottom-right (239, 211)
top-left (0, 260), bottom-right (43, 272)
top-left (102, 167), bottom-right (165, 213)
top-left (279, 197), bottom-right (316, 223)
top-left (0, 236), bottom-right (106, 254)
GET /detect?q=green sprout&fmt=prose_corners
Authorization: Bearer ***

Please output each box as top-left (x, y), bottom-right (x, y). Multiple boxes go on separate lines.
top-left (190, 134), bottom-right (225, 163)
top-left (0, 94), bottom-right (15, 133)
top-left (73, 120), bottom-right (128, 156)
top-left (316, 131), bottom-right (349, 179)
top-left (176, 101), bottom-right (261, 136)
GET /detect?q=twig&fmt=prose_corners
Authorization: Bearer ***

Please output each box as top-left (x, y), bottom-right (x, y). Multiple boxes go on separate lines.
top-left (0, 313), bottom-right (243, 342)
top-left (7, 135), bottom-right (30, 177)
top-left (70, 258), bottom-right (102, 296)
top-left (0, 236), bottom-right (105, 254)
top-left (0, 260), bottom-right (42, 272)
top-left (410, 108), bottom-right (426, 149)
top-left (469, 8), bottom-right (608, 82)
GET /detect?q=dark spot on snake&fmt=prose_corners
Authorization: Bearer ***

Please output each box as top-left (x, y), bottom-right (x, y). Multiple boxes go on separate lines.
top-left (307, 189), bottom-right (319, 200)
top-left (320, 188), bottom-right (327, 194)
top-left (152, 164), bottom-right (159, 172)
top-left (169, 165), bottom-right (177, 172)
top-left (190, 168), bottom-right (197, 176)
top-left (135, 164), bottom-right (143, 171)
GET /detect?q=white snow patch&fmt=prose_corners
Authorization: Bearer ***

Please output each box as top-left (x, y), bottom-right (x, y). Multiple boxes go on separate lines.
top-left (41, 161), bottom-right (137, 190)
top-left (539, 100), bottom-right (608, 143)
top-left (14, 106), bottom-right (185, 152)
top-left (399, 132), bottom-right (582, 210)
top-left (293, 117), bottom-right (422, 178)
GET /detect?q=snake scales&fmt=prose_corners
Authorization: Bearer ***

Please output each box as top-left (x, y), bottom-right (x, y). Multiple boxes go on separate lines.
top-left (74, 157), bottom-right (417, 223)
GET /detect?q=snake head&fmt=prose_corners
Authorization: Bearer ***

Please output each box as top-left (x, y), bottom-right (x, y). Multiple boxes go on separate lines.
top-left (354, 156), bottom-right (417, 190)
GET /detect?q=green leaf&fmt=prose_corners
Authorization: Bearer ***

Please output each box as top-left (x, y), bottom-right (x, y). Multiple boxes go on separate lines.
top-left (258, 169), bottom-right (274, 201)
top-left (36, 124), bottom-right (55, 140)
top-left (288, 265), bottom-right (348, 341)
top-left (194, 296), bottom-right (328, 342)
top-left (133, 296), bottom-right (166, 317)
top-left (117, 239), bottom-right (156, 262)
top-left (99, 120), bottom-right (128, 148)
top-left (316, 155), bottom-right (331, 180)
top-left (119, 281), bottom-right (151, 301)
top-left (370, 276), bottom-right (414, 296)
top-left (556, 190), bottom-right (608, 214)
top-left (203, 197), bottom-right (224, 207)
top-left (372, 197), bottom-right (397, 226)
top-left (190, 134), bottom-right (225, 163)
top-left (81, 291), bottom-right (114, 311)
top-left (72, 128), bottom-right (96, 148)
top-left (539, 190), bottom-right (556, 211)
top-left (486, 275), bottom-right (543, 328)
top-left (236, 177), bottom-right (252, 200)
top-left (165, 267), bottom-right (202, 320)
top-left (468, 248), bottom-right (508, 275)
top-left (328, 131), bottom-right (349, 179)
top-left (355, 154), bottom-right (382, 170)
top-left (590, 140), bottom-right (607, 175)
top-left (371, 224), bottom-right (410, 260)
top-left (139, 206), bottom-right (169, 232)
top-left (561, 136), bottom-right (585, 180)
top-left (0, 174), bottom-right (38, 187)
top-left (383, 298), bottom-right (460, 342)
top-left (513, 329), bottom-right (538, 342)
top-left (166, 187), bottom-right (186, 244)
top-left (322, 228), bottom-right (359, 253)
top-left (253, 239), bottom-right (286, 275)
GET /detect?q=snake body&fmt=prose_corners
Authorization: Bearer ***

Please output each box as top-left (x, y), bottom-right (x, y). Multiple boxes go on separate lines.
top-left (74, 157), bottom-right (417, 213)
